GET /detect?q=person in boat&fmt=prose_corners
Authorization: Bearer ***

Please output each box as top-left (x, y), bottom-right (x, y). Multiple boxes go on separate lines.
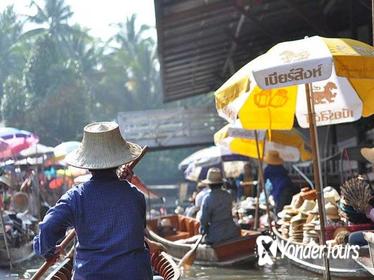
top-left (33, 122), bottom-right (163, 280)
top-left (194, 181), bottom-right (210, 219)
top-left (347, 147), bottom-right (374, 246)
top-left (199, 168), bottom-right (241, 245)
top-left (236, 162), bottom-right (255, 200)
top-left (264, 150), bottom-right (298, 214)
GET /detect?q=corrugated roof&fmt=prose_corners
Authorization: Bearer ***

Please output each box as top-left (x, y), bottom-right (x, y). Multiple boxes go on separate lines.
top-left (155, 0), bottom-right (372, 102)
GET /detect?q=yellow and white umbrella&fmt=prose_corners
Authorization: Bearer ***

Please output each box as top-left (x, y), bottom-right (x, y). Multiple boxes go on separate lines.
top-left (216, 36), bottom-right (374, 130)
top-left (215, 36), bottom-right (374, 279)
top-left (214, 124), bottom-right (311, 162)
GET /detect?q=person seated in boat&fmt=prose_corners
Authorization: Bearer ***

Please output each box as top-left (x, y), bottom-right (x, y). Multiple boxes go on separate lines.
top-left (33, 122), bottom-right (164, 280)
top-left (158, 218), bottom-right (176, 237)
top-left (347, 147), bottom-right (374, 247)
top-left (194, 181), bottom-right (210, 220)
top-left (264, 151), bottom-right (298, 214)
top-left (199, 168), bottom-right (241, 245)
top-left (236, 162), bottom-right (255, 200)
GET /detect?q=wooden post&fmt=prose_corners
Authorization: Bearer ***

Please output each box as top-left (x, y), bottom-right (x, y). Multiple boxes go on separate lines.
top-left (305, 83), bottom-right (331, 280)
top-left (0, 209), bottom-right (12, 269)
top-left (254, 130), bottom-right (272, 229)
top-left (372, 0), bottom-right (374, 44)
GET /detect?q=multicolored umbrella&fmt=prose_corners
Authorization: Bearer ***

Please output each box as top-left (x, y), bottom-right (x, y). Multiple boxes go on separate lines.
top-left (0, 127), bottom-right (39, 156)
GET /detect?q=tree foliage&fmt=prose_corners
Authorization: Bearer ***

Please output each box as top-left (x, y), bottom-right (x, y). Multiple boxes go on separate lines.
top-left (0, 0), bottom-right (212, 183)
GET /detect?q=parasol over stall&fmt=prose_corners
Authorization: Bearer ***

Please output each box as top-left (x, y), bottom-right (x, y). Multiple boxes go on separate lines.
top-left (215, 36), bottom-right (374, 279)
top-left (0, 127), bottom-right (39, 157)
top-left (179, 145), bottom-right (249, 181)
top-left (214, 122), bottom-right (312, 163)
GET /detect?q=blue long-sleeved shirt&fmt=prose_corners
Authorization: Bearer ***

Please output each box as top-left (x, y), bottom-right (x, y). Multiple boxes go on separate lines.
top-left (33, 171), bottom-right (152, 280)
top-left (199, 188), bottom-right (240, 244)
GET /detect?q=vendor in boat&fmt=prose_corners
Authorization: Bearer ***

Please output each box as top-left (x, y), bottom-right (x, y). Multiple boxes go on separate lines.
top-left (264, 150), bottom-right (298, 214)
top-left (236, 162), bottom-right (255, 200)
top-left (199, 168), bottom-right (241, 245)
top-left (33, 122), bottom-right (163, 280)
top-left (347, 147), bottom-right (374, 246)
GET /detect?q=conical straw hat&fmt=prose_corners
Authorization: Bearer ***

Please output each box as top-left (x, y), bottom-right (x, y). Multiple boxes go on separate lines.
top-left (264, 150), bottom-right (283, 165)
top-left (202, 167), bottom-right (223, 185)
top-left (66, 122), bottom-right (142, 169)
top-left (361, 147), bottom-right (374, 163)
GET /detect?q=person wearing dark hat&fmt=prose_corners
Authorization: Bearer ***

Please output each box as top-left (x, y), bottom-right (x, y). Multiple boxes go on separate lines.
top-left (33, 122), bottom-right (160, 279)
top-left (264, 150), bottom-right (298, 214)
top-left (199, 168), bottom-right (240, 245)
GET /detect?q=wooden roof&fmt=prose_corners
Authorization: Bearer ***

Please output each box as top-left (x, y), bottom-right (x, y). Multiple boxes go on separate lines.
top-left (155, 0), bottom-right (372, 102)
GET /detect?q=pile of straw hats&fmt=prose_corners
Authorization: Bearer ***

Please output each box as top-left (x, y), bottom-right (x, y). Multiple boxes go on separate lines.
top-left (303, 220), bottom-right (320, 244)
top-left (289, 212), bottom-right (308, 242)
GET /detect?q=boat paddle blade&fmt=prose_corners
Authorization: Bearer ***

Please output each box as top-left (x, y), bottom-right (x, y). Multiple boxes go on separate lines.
top-left (178, 234), bottom-right (205, 269)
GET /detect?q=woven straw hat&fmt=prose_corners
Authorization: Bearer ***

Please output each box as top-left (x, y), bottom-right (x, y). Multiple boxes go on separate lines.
top-left (361, 147), bottom-right (374, 163)
top-left (66, 122), bottom-right (142, 169)
top-left (202, 167), bottom-right (223, 185)
top-left (264, 150), bottom-right (283, 165)
top-left (0, 175), bottom-right (11, 187)
top-left (298, 199), bottom-right (316, 214)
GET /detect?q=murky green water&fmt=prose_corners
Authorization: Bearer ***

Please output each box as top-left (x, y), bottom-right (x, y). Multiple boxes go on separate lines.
top-left (183, 260), bottom-right (323, 280)
top-left (0, 257), bottom-right (341, 279)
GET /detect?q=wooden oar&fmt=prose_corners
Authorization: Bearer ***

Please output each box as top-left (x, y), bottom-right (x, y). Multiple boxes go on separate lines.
top-left (31, 146), bottom-right (149, 280)
top-left (31, 229), bottom-right (75, 280)
top-left (178, 234), bottom-right (206, 269)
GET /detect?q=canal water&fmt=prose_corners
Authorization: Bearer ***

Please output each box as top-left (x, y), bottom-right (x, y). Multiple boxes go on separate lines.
top-left (0, 257), bottom-right (341, 279)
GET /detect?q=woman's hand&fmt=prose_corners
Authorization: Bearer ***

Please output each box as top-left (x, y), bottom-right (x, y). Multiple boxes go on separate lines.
top-left (118, 165), bottom-right (134, 181)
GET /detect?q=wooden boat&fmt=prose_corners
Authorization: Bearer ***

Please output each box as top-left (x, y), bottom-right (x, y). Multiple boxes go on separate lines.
top-left (355, 231), bottom-right (374, 277)
top-left (273, 226), bottom-right (370, 278)
top-left (147, 214), bottom-right (261, 266)
top-left (355, 256), bottom-right (374, 277)
top-left (44, 250), bottom-right (181, 280)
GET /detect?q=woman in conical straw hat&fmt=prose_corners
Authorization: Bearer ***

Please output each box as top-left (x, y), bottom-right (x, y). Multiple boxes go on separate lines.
top-left (263, 150), bottom-right (298, 214)
top-left (33, 122), bottom-right (161, 280)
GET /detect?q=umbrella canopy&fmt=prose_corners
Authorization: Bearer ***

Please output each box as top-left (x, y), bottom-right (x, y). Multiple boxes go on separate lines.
top-left (215, 36), bottom-right (374, 130)
top-left (0, 127), bottom-right (39, 156)
top-left (214, 123), bottom-right (311, 162)
top-left (178, 146), bottom-right (248, 171)
top-left (214, 36), bottom-right (374, 277)
top-left (53, 141), bottom-right (80, 161)
top-left (20, 144), bottom-right (54, 158)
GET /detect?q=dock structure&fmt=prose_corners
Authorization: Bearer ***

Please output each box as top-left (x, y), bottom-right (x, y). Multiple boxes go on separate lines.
top-left (154, 0), bottom-right (373, 103)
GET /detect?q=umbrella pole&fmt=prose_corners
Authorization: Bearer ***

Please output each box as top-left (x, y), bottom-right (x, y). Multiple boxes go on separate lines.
top-left (254, 133), bottom-right (267, 230)
top-left (254, 130), bottom-right (272, 230)
top-left (305, 83), bottom-right (331, 280)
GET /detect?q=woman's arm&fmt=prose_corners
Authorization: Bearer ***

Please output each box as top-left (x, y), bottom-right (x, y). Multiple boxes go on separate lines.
top-left (33, 192), bottom-right (74, 258)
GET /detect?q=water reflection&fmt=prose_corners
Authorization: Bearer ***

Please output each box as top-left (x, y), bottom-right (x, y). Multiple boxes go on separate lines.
top-left (183, 259), bottom-right (322, 280)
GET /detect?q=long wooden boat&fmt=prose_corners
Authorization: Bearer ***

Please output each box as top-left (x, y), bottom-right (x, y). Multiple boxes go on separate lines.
top-left (273, 226), bottom-right (370, 278)
top-left (147, 214), bottom-right (261, 266)
top-left (0, 240), bottom-right (34, 267)
top-left (44, 250), bottom-right (181, 280)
